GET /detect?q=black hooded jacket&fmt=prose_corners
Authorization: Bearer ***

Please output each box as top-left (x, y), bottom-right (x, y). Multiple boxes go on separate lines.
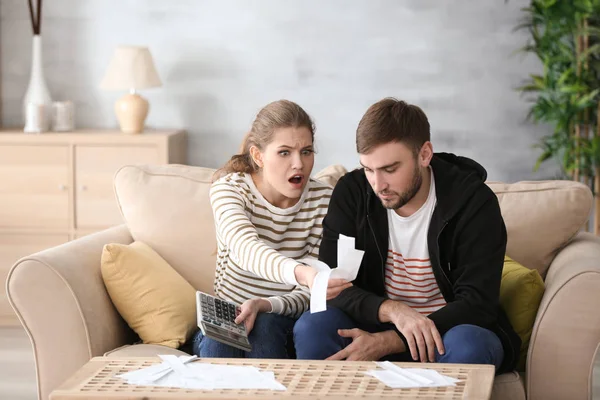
top-left (320, 153), bottom-right (520, 374)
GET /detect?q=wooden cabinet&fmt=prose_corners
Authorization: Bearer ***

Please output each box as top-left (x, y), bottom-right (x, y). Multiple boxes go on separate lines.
top-left (0, 129), bottom-right (187, 325)
top-left (0, 145), bottom-right (70, 230)
top-left (74, 145), bottom-right (159, 229)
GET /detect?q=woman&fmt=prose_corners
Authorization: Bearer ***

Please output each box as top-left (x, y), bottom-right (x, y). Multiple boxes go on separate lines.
top-left (192, 99), bottom-right (350, 359)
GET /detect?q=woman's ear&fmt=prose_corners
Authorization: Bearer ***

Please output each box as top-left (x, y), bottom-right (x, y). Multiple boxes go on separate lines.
top-left (249, 146), bottom-right (263, 168)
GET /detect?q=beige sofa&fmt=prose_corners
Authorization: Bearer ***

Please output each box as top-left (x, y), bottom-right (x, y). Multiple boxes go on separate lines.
top-left (7, 163), bottom-right (600, 400)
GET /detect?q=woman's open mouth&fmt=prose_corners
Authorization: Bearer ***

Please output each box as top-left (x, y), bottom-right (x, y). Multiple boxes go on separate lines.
top-left (288, 174), bottom-right (304, 188)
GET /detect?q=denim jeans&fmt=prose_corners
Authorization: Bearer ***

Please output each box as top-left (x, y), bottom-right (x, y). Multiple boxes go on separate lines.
top-left (293, 307), bottom-right (504, 371)
top-left (192, 312), bottom-right (296, 358)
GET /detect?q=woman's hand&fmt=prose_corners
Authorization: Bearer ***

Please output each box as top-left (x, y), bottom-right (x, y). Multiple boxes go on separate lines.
top-left (295, 264), bottom-right (353, 300)
top-left (234, 298), bottom-right (272, 334)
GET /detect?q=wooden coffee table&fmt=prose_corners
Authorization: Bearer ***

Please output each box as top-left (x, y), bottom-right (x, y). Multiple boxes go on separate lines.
top-left (49, 357), bottom-right (495, 399)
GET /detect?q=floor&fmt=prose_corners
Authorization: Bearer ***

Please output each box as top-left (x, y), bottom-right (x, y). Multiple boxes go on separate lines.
top-left (0, 327), bottom-right (37, 400)
top-left (597, 358), bottom-right (600, 400)
top-left (1, 326), bottom-right (600, 399)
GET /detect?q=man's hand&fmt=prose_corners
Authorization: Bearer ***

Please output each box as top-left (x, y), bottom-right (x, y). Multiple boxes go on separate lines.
top-left (378, 300), bottom-right (445, 363)
top-left (234, 298), bottom-right (271, 334)
top-left (295, 264), bottom-right (352, 299)
top-left (326, 329), bottom-right (404, 361)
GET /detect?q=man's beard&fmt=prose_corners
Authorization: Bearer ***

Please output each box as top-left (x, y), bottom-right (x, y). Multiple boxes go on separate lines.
top-left (378, 166), bottom-right (423, 210)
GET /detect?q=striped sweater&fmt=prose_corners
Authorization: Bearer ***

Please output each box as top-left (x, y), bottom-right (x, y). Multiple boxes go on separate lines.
top-left (210, 172), bottom-right (332, 318)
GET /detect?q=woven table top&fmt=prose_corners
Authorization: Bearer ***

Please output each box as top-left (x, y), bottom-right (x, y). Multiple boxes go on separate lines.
top-left (49, 357), bottom-right (495, 399)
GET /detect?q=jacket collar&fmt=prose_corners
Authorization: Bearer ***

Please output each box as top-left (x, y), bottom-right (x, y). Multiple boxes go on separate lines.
top-left (364, 152), bottom-right (488, 223)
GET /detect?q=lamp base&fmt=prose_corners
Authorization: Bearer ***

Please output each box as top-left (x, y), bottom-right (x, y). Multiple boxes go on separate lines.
top-left (115, 93), bottom-right (149, 134)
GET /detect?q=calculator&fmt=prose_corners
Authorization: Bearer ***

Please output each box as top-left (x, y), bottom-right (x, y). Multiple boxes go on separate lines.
top-left (196, 291), bottom-right (252, 352)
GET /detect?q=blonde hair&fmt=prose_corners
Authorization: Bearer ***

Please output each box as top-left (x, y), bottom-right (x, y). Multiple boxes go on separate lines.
top-left (213, 100), bottom-right (315, 181)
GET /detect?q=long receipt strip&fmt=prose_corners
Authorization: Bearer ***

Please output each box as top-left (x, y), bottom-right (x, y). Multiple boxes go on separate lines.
top-left (117, 355), bottom-right (286, 390)
top-left (366, 361), bottom-right (460, 388)
top-left (301, 234), bottom-right (365, 313)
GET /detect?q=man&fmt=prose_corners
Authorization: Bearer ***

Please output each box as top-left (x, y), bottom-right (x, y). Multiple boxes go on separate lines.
top-left (293, 98), bottom-right (520, 374)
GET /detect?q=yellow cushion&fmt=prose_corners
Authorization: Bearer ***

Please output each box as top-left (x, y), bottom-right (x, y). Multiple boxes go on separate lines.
top-left (499, 256), bottom-right (545, 371)
top-left (101, 241), bottom-right (197, 348)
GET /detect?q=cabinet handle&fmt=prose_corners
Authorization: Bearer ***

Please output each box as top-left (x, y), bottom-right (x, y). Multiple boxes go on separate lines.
top-left (58, 184), bottom-right (67, 191)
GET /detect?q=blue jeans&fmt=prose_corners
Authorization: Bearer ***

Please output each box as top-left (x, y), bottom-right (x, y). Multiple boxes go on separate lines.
top-left (293, 307), bottom-right (504, 371)
top-left (192, 312), bottom-right (296, 358)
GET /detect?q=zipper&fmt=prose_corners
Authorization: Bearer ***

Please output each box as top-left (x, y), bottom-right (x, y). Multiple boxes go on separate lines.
top-left (366, 191), bottom-right (386, 289)
top-left (436, 221), bottom-right (453, 296)
top-left (367, 213), bottom-right (385, 288)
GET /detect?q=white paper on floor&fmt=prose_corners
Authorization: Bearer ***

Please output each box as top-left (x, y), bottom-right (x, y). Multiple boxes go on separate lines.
top-left (365, 361), bottom-right (460, 388)
top-left (302, 234), bottom-right (364, 313)
top-left (117, 355), bottom-right (286, 391)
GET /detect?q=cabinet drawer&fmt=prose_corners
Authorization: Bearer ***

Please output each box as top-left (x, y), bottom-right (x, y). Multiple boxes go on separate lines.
top-left (0, 145), bottom-right (70, 229)
top-left (0, 233), bottom-right (69, 325)
top-left (75, 145), bottom-right (158, 229)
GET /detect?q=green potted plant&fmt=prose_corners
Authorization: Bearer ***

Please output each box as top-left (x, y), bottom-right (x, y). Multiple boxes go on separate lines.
top-left (516, 0), bottom-right (600, 234)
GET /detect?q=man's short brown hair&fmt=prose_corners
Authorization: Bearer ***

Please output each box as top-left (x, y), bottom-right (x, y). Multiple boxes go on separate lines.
top-left (356, 98), bottom-right (430, 155)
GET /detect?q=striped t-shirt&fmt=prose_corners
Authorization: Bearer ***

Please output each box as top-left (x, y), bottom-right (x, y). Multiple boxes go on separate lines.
top-left (210, 172), bottom-right (332, 318)
top-left (385, 168), bottom-right (446, 315)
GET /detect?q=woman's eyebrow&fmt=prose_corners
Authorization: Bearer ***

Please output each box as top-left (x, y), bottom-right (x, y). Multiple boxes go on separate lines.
top-left (276, 144), bottom-right (313, 149)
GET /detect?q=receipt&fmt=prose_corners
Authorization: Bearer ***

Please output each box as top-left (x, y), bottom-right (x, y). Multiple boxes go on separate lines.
top-left (301, 234), bottom-right (364, 313)
top-left (117, 355), bottom-right (286, 390)
top-left (365, 361), bottom-right (460, 388)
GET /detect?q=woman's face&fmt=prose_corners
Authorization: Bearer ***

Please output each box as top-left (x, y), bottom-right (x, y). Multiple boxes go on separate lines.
top-left (252, 126), bottom-right (315, 207)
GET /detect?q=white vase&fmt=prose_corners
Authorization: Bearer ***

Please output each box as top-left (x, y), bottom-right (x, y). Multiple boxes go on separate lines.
top-left (23, 35), bottom-right (52, 131)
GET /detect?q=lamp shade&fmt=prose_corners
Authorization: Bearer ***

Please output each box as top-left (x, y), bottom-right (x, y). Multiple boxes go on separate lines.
top-left (100, 45), bottom-right (162, 91)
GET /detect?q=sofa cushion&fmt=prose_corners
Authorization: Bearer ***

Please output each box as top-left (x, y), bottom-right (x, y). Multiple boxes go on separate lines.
top-left (114, 164), bottom-right (218, 294)
top-left (500, 256), bottom-right (545, 371)
top-left (487, 180), bottom-right (592, 276)
top-left (101, 241), bottom-right (197, 348)
top-left (104, 343), bottom-right (189, 358)
top-left (491, 371), bottom-right (526, 400)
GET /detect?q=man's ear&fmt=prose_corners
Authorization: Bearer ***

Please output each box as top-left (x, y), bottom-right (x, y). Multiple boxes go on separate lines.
top-left (249, 146), bottom-right (263, 168)
top-left (419, 142), bottom-right (434, 167)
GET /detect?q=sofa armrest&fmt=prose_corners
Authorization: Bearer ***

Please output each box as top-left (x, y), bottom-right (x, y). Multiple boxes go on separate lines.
top-left (526, 232), bottom-right (600, 400)
top-left (6, 225), bottom-right (134, 400)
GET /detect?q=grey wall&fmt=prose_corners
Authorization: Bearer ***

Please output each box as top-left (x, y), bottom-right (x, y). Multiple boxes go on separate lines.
top-left (0, 0), bottom-right (557, 182)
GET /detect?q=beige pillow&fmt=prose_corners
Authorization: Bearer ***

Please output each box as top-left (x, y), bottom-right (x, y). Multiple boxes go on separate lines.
top-left (487, 180), bottom-right (592, 276)
top-left (313, 164), bottom-right (348, 187)
top-left (101, 241), bottom-right (197, 348)
top-left (114, 164), bottom-right (217, 295)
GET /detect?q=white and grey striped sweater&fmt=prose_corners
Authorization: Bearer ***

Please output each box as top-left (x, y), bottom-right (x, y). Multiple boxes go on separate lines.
top-left (209, 172), bottom-right (332, 318)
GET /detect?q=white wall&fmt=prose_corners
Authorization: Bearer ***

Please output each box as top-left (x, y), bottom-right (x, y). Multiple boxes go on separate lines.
top-left (0, 0), bottom-right (557, 182)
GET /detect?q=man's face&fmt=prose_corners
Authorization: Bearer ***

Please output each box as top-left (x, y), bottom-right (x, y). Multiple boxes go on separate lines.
top-left (359, 141), bottom-right (427, 210)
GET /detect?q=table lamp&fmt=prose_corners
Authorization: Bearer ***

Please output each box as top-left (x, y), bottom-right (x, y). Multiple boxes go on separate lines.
top-left (100, 45), bottom-right (162, 134)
